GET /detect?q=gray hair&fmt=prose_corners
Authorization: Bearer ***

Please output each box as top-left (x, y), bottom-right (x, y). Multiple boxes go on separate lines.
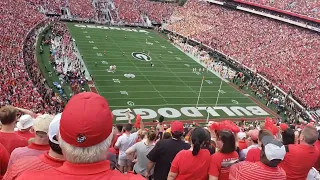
top-left (59, 129), bottom-right (114, 164)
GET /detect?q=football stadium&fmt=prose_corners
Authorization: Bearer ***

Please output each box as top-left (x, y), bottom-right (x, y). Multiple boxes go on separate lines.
top-left (0, 0), bottom-right (320, 179)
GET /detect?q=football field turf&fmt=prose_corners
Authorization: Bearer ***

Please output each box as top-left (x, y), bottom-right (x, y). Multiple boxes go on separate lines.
top-left (67, 23), bottom-right (277, 124)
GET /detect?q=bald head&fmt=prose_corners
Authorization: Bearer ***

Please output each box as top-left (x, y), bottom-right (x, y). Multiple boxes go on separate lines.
top-left (301, 126), bottom-right (318, 145)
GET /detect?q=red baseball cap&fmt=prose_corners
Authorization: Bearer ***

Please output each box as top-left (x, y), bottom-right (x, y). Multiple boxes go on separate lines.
top-left (171, 121), bottom-right (184, 133)
top-left (280, 123), bottom-right (289, 131)
top-left (60, 92), bottom-right (113, 147)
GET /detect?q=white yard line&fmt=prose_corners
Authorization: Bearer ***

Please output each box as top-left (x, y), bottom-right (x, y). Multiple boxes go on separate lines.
top-left (133, 37), bottom-right (210, 104)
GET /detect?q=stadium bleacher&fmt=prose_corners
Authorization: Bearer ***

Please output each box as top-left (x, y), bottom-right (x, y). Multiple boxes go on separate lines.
top-left (1, 0), bottom-right (320, 179)
top-left (167, 0), bottom-right (320, 108)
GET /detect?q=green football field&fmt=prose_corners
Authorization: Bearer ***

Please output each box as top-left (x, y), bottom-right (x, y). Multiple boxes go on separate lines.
top-left (67, 23), bottom-right (277, 124)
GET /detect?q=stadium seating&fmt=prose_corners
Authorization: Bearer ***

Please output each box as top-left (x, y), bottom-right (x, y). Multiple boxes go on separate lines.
top-left (113, 0), bottom-right (143, 24)
top-left (235, 0), bottom-right (320, 21)
top-left (25, 0), bottom-right (62, 14)
top-left (0, 0), bottom-right (63, 113)
top-left (113, 0), bottom-right (177, 24)
top-left (137, 0), bottom-right (178, 23)
top-left (68, 0), bottom-right (96, 19)
top-left (167, 0), bottom-right (320, 108)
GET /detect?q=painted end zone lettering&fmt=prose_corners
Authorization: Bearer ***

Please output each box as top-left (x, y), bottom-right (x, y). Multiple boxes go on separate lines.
top-left (112, 106), bottom-right (269, 121)
top-left (74, 24), bottom-right (148, 33)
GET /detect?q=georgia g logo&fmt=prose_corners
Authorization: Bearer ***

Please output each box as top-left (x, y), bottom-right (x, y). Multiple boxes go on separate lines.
top-left (132, 52), bottom-right (152, 62)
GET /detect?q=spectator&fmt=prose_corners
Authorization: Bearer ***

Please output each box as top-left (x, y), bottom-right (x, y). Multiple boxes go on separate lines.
top-left (236, 132), bottom-right (248, 151)
top-left (126, 130), bottom-right (157, 179)
top-left (0, 143), bottom-right (9, 179)
top-left (239, 129), bottom-right (259, 160)
top-left (314, 130), bottom-right (320, 171)
top-left (16, 92), bottom-right (143, 180)
top-left (15, 115), bottom-right (35, 140)
top-left (162, 132), bottom-right (172, 139)
top-left (115, 121), bottom-right (144, 173)
top-left (168, 127), bottom-right (211, 180)
top-left (208, 130), bottom-right (239, 180)
top-left (229, 135), bottom-right (286, 180)
top-left (3, 113), bottom-right (64, 180)
top-left (0, 106), bottom-right (28, 154)
top-left (245, 129), bottom-right (273, 162)
top-left (8, 114), bottom-right (53, 167)
top-left (281, 128), bottom-right (295, 145)
top-left (111, 124), bottom-right (123, 158)
top-left (146, 121), bottom-right (190, 180)
top-left (203, 128), bottom-right (215, 155)
top-left (279, 125), bottom-right (319, 180)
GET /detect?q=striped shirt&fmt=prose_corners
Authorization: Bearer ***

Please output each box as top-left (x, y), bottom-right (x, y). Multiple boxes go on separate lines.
top-left (8, 143), bottom-right (50, 167)
top-left (229, 161), bottom-right (286, 180)
top-left (3, 152), bottom-right (64, 180)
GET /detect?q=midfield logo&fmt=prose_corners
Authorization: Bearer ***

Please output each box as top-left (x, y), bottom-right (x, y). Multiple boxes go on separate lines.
top-left (132, 52), bottom-right (152, 62)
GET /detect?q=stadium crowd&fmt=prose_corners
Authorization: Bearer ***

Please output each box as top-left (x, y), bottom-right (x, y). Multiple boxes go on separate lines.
top-left (50, 22), bottom-right (88, 95)
top-left (0, 0), bottom-right (63, 114)
top-left (235, 0), bottom-right (320, 20)
top-left (166, 0), bottom-right (320, 109)
top-left (0, 93), bottom-right (320, 180)
top-left (68, 0), bottom-right (96, 19)
top-left (112, 0), bottom-right (177, 24)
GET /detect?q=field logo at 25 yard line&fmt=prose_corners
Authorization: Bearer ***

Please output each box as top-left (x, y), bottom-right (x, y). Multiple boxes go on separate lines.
top-left (132, 52), bottom-right (152, 62)
top-left (112, 106), bottom-right (270, 121)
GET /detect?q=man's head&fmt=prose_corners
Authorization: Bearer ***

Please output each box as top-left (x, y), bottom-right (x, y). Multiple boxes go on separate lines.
top-left (115, 124), bottom-right (123, 134)
top-left (258, 129), bottom-right (273, 146)
top-left (123, 123), bottom-right (133, 132)
top-left (0, 106), bottom-right (18, 125)
top-left (237, 132), bottom-right (246, 141)
top-left (248, 129), bottom-right (259, 144)
top-left (260, 136), bottom-right (286, 167)
top-left (300, 125), bottom-right (318, 145)
top-left (59, 92), bottom-right (114, 164)
top-left (171, 121), bottom-right (184, 139)
top-left (33, 114), bottom-right (54, 142)
top-left (48, 113), bottom-right (62, 155)
top-left (17, 114), bottom-right (34, 131)
top-left (281, 128), bottom-right (295, 145)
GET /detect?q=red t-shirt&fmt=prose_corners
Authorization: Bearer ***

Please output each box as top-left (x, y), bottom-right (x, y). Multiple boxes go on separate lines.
top-left (238, 140), bottom-right (248, 151)
top-left (15, 131), bottom-right (35, 141)
top-left (0, 143), bottom-right (9, 177)
top-left (170, 149), bottom-right (211, 180)
top-left (279, 144), bottom-right (319, 180)
top-left (245, 148), bottom-right (260, 163)
top-left (208, 151), bottom-right (239, 180)
top-left (16, 160), bottom-right (144, 180)
top-left (0, 132), bottom-right (28, 154)
top-left (313, 140), bottom-right (320, 170)
top-left (229, 161), bottom-right (286, 180)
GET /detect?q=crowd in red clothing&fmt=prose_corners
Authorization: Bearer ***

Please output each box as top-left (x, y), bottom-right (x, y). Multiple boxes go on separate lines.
top-left (112, 0), bottom-right (177, 24)
top-left (68, 0), bottom-right (96, 19)
top-left (167, 0), bottom-right (320, 108)
top-left (113, 0), bottom-right (143, 24)
top-left (24, 0), bottom-right (62, 14)
top-left (0, 0), bottom-right (62, 114)
top-left (0, 93), bottom-right (320, 180)
top-left (236, 0), bottom-right (320, 20)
